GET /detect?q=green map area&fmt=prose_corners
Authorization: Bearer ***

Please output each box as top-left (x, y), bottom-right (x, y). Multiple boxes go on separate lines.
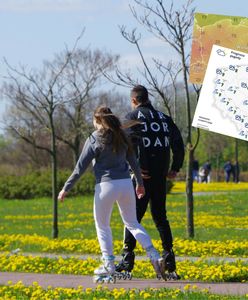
top-left (196, 13), bottom-right (246, 27)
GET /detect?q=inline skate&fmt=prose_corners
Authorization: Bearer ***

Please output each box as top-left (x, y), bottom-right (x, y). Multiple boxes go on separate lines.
top-left (159, 249), bottom-right (181, 280)
top-left (115, 251), bottom-right (134, 280)
top-left (146, 245), bottom-right (164, 280)
top-left (93, 256), bottom-right (116, 283)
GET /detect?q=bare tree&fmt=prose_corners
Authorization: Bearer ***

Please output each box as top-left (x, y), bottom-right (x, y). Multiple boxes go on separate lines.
top-left (53, 48), bottom-right (119, 165)
top-left (154, 60), bottom-right (182, 122)
top-left (107, 0), bottom-right (199, 237)
top-left (103, 27), bottom-right (181, 118)
top-left (1, 32), bottom-right (83, 238)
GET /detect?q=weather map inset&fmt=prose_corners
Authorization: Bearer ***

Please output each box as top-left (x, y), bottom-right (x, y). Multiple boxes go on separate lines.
top-left (192, 45), bottom-right (248, 141)
top-left (189, 12), bottom-right (248, 84)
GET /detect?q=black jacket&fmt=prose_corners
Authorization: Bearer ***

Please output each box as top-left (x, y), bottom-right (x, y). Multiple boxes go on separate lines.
top-left (126, 102), bottom-right (184, 176)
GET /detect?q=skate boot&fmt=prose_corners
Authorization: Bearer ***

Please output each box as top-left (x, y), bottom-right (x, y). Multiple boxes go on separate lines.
top-left (159, 249), bottom-right (180, 280)
top-left (115, 251), bottom-right (134, 280)
top-left (93, 255), bottom-right (116, 283)
top-left (146, 246), bottom-right (164, 280)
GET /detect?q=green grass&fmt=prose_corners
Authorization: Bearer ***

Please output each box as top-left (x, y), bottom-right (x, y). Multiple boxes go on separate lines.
top-left (168, 191), bottom-right (248, 242)
top-left (0, 190), bottom-right (247, 243)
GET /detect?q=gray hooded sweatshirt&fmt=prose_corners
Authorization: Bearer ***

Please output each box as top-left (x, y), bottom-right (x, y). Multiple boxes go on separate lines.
top-left (63, 130), bottom-right (143, 192)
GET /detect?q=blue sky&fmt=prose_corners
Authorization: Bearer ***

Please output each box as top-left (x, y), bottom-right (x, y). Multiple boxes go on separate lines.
top-left (0, 0), bottom-right (248, 132)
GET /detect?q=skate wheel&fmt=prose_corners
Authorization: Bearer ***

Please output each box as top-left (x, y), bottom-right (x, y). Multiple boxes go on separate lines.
top-left (109, 276), bottom-right (116, 284)
top-left (159, 272), bottom-right (168, 281)
top-left (93, 276), bottom-right (103, 283)
top-left (163, 274), bottom-right (169, 281)
top-left (127, 273), bottom-right (132, 280)
top-left (169, 272), bottom-right (180, 280)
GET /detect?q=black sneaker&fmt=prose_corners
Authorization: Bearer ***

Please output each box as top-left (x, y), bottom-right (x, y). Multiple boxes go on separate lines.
top-left (115, 251), bottom-right (135, 272)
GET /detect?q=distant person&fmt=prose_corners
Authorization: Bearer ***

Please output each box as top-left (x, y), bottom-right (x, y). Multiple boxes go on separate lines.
top-left (233, 160), bottom-right (240, 183)
top-left (199, 165), bottom-right (208, 183)
top-left (203, 160), bottom-right (211, 183)
top-left (223, 160), bottom-right (233, 183)
top-left (192, 159), bottom-right (199, 182)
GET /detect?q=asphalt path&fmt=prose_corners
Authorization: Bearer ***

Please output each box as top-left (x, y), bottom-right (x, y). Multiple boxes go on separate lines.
top-left (1, 272), bottom-right (248, 295)
top-left (1, 252), bottom-right (248, 295)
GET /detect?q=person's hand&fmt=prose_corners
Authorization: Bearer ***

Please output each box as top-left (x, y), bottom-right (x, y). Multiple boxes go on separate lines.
top-left (136, 185), bottom-right (145, 199)
top-left (58, 189), bottom-right (67, 202)
top-left (167, 170), bottom-right (177, 179)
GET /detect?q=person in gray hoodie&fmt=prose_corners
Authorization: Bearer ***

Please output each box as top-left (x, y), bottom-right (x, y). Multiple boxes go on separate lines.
top-left (58, 105), bottom-right (166, 280)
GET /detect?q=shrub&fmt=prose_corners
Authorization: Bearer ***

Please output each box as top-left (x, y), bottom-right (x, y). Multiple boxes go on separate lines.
top-left (0, 169), bottom-right (173, 199)
top-left (0, 169), bottom-right (95, 199)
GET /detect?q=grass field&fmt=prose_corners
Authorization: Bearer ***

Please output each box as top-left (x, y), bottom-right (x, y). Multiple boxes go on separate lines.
top-left (1, 182), bottom-right (248, 299)
top-left (1, 182), bottom-right (248, 243)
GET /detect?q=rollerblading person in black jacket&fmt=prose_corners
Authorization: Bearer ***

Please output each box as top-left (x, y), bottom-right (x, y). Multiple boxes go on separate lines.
top-left (116, 85), bottom-right (185, 280)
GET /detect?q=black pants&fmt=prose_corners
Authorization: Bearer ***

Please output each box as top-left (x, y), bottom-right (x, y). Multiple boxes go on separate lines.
top-left (123, 173), bottom-right (173, 253)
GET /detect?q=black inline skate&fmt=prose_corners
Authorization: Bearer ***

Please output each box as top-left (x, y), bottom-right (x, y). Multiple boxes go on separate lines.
top-left (159, 249), bottom-right (181, 280)
top-left (115, 251), bottom-right (135, 280)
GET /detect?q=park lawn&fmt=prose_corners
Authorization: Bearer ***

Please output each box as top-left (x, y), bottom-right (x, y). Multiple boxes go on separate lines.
top-left (0, 182), bottom-right (248, 286)
top-left (0, 182), bottom-right (247, 250)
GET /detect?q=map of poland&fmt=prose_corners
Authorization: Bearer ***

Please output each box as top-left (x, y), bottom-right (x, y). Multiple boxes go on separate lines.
top-left (189, 13), bottom-right (248, 84)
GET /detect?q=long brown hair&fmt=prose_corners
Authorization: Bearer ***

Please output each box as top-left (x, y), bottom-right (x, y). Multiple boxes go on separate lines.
top-left (94, 106), bottom-right (133, 154)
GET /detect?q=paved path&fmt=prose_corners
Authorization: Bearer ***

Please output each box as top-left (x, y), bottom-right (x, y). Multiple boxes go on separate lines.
top-left (1, 252), bottom-right (248, 295)
top-left (1, 272), bottom-right (248, 295)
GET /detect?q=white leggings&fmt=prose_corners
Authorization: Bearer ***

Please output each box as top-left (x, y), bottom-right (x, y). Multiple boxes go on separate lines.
top-left (94, 178), bottom-right (153, 257)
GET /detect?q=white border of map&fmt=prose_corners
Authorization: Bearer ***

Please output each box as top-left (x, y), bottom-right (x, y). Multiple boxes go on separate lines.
top-left (192, 45), bottom-right (248, 141)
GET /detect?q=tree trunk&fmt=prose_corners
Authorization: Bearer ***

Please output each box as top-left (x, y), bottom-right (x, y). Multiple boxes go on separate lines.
top-left (234, 139), bottom-right (239, 183)
top-left (181, 46), bottom-right (194, 238)
top-left (216, 154), bottom-right (220, 182)
top-left (73, 135), bottom-right (81, 166)
top-left (50, 114), bottom-right (58, 239)
top-left (186, 145), bottom-right (194, 237)
top-left (235, 139), bottom-right (238, 162)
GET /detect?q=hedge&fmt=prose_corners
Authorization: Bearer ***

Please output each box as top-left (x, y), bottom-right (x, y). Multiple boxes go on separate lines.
top-left (0, 169), bottom-right (95, 199)
top-left (0, 169), bottom-right (173, 200)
